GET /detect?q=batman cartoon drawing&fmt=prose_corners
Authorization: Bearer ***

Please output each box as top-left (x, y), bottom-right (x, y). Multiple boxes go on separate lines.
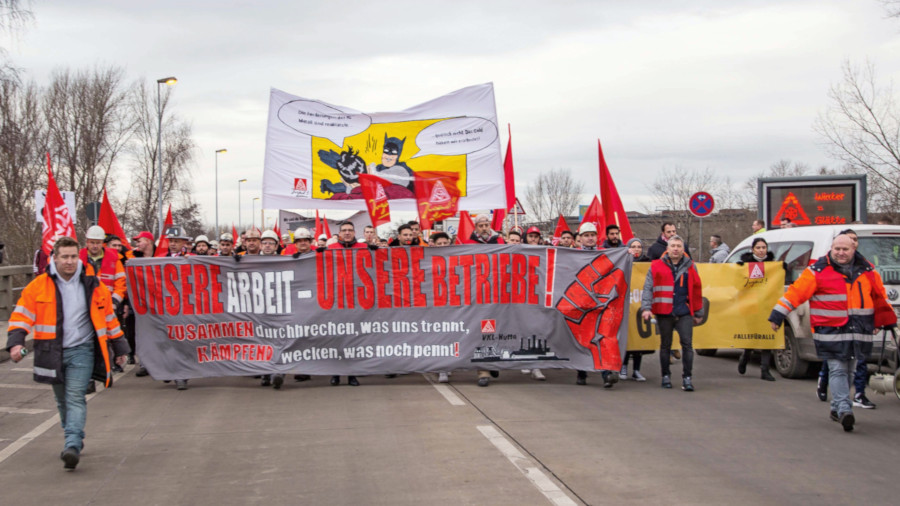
top-left (318, 146), bottom-right (366, 194)
top-left (369, 134), bottom-right (415, 192)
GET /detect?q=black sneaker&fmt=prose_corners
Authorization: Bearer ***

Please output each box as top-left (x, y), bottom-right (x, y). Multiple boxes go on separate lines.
top-left (477, 377), bottom-right (489, 387)
top-left (293, 374), bottom-right (311, 382)
top-left (175, 380), bottom-right (188, 390)
top-left (272, 374), bottom-right (284, 390)
top-left (661, 375), bottom-right (672, 389)
top-left (682, 376), bottom-right (694, 392)
top-left (576, 370), bottom-right (587, 386)
top-left (112, 363), bottom-right (124, 373)
top-left (853, 394), bottom-right (876, 409)
top-left (830, 410), bottom-right (839, 422)
top-left (602, 371), bottom-right (618, 389)
top-left (839, 412), bottom-right (855, 432)
top-left (61, 447), bottom-right (79, 470)
top-left (348, 376), bottom-right (360, 387)
top-left (135, 366), bottom-right (149, 377)
top-left (330, 376), bottom-right (340, 386)
top-left (816, 377), bottom-right (828, 402)
top-left (260, 375), bottom-right (271, 387)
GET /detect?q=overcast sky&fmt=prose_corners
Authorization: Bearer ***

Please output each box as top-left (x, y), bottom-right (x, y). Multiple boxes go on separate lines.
top-left (8, 0), bottom-right (900, 229)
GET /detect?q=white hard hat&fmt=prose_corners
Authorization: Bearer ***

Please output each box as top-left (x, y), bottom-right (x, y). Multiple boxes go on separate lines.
top-left (210, 241), bottom-right (219, 249)
top-left (194, 235), bottom-right (210, 245)
top-left (579, 222), bottom-right (597, 234)
top-left (219, 233), bottom-right (234, 242)
top-left (318, 234), bottom-right (328, 241)
top-left (261, 229), bottom-right (279, 242)
top-left (294, 228), bottom-right (312, 240)
top-left (86, 225), bottom-right (106, 240)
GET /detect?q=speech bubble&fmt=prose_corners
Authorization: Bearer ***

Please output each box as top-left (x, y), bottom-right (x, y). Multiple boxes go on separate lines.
top-left (277, 100), bottom-right (372, 147)
top-left (410, 117), bottom-right (499, 158)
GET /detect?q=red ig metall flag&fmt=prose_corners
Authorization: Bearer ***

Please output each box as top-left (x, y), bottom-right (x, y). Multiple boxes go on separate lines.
top-left (41, 153), bottom-right (77, 254)
top-left (358, 173), bottom-right (392, 227)
top-left (414, 171), bottom-right (460, 230)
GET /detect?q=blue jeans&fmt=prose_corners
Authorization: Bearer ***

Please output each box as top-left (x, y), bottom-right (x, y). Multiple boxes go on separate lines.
top-left (51, 341), bottom-right (94, 451)
top-left (819, 357), bottom-right (867, 395)
top-left (826, 358), bottom-right (854, 416)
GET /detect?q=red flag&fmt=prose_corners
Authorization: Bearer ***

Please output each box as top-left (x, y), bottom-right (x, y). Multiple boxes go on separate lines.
top-left (322, 214), bottom-right (332, 238)
top-left (274, 223), bottom-right (282, 246)
top-left (414, 171), bottom-right (461, 230)
top-left (232, 223), bottom-right (238, 242)
top-left (598, 140), bottom-right (634, 241)
top-left (580, 195), bottom-right (605, 232)
top-left (98, 188), bottom-right (130, 250)
top-left (154, 205), bottom-right (173, 257)
top-left (41, 153), bottom-right (77, 254)
top-left (503, 124), bottom-right (516, 212)
top-left (551, 214), bottom-right (569, 246)
top-left (314, 210), bottom-right (323, 239)
top-left (456, 211), bottom-right (476, 244)
top-left (358, 173), bottom-right (392, 227)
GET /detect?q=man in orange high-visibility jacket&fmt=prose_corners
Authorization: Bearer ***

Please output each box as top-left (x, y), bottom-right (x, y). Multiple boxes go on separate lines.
top-left (6, 236), bottom-right (129, 470)
top-left (769, 234), bottom-right (897, 433)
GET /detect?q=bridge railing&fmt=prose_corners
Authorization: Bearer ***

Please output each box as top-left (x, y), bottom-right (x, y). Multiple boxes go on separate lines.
top-left (0, 265), bottom-right (33, 320)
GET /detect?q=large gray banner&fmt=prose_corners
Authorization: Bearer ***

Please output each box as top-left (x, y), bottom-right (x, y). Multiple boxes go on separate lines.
top-left (126, 245), bottom-right (632, 380)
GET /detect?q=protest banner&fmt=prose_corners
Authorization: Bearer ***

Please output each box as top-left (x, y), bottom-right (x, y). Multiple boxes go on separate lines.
top-left (626, 262), bottom-right (786, 351)
top-left (127, 246), bottom-right (633, 380)
top-left (262, 83), bottom-right (504, 212)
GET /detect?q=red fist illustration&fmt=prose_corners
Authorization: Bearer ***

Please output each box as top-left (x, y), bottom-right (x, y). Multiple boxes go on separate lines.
top-left (555, 254), bottom-right (627, 370)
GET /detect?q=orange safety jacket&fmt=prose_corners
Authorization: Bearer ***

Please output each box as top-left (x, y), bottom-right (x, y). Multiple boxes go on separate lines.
top-left (79, 247), bottom-right (127, 303)
top-left (770, 252), bottom-right (897, 359)
top-left (6, 269), bottom-right (129, 387)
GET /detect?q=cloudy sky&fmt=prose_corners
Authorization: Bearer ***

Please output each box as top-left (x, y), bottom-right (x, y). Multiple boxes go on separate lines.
top-left (8, 0), bottom-right (900, 228)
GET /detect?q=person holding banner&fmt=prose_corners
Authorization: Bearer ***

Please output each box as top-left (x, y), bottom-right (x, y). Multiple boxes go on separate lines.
top-left (575, 222), bottom-right (617, 387)
top-left (558, 230), bottom-right (575, 248)
top-left (641, 235), bottom-right (703, 391)
top-left (328, 221), bottom-right (368, 386)
top-left (506, 231), bottom-right (522, 244)
top-left (770, 234), bottom-right (896, 432)
top-left (260, 230), bottom-right (286, 389)
top-left (238, 229), bottom-right (262, 256)
top-left (736, 238), bottom-right (778, 381)
top-left (217, 233), bottom-right (235, 256)
top-left (525, 226), bottom-right (543, 246)
top-left (621, 238), bottom-right (650, 382)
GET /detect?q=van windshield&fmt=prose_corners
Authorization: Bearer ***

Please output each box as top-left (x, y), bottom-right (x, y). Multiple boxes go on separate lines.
top-left (858, 236), bottom-right (900, 285)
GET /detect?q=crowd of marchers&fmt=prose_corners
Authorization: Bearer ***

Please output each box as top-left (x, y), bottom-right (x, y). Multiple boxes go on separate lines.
top-left (5, 213), bottom-right (897, 471)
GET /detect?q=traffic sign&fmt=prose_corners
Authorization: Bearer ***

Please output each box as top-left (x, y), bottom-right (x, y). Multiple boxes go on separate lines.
top-left (689, 192), bottom-right (715, 218)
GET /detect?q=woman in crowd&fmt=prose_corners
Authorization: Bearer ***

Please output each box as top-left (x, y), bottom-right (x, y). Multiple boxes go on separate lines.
top-left (621, 238), bottom-right (651, 381)
top-left (736, 237), bottom-right (779, 381)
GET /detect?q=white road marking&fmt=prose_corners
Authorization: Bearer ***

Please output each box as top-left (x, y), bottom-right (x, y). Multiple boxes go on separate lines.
top-left (0, 414), bottom-right (60, 464)
top-left (477, 425), bottom-right (577, 506)
top-left (422, 374), bottom-right (465, 406)
top-left (0, 407), bottom-right (50, 414)
top-left (0, 383), bottom-right (47, 390)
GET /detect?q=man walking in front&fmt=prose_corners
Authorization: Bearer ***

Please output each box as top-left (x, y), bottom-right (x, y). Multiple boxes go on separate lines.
top-left (6, 237), bottom-right (129, 470)
top-left (641, 235), bottom-right (703, 391)
top-left (769, 235), bottom-right (896, 432)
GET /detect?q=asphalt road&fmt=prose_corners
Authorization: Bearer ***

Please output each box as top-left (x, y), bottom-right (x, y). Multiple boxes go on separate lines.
top-left (1, 347), bottom-right (897, 506)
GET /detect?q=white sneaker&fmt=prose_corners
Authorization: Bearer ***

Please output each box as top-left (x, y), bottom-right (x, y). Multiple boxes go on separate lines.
top-left (632, 371), bottom-right (647, 382)
top-left (620, 365), bottom-right (628, 379)
top-left (437, 372), bottom-right (449, 383)
top-left (531, 369), bottom-right (546, 381)
top-left (521, 369), bottom-right (531, 374)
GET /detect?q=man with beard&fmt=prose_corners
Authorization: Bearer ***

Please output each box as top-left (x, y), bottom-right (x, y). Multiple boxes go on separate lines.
top-left (192, 235), bottom-right (211, 255)
top-left (602, 225), bottom-right (623, 249)
top-left (469, 214), bottom-right (505, 244)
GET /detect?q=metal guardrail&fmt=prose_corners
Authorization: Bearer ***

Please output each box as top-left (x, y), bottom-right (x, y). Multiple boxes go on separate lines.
top-left (0, 265), bottom-right (33, 320)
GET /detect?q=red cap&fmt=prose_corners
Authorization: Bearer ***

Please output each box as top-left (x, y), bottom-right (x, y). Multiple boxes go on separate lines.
top-left (133, 231), bottom-right (154, 242)
top-left (526, 226), bottom-right (541, 235)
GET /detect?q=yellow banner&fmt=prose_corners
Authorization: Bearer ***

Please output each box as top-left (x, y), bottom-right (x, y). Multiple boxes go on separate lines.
top-left (626, 262), bottom-right (785, 351)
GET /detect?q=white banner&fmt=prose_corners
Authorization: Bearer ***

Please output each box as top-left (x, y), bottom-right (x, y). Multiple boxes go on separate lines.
top-left (263, 83), bottom-right (505, 212)
top-left (34, 190), bottom-right (77, 224)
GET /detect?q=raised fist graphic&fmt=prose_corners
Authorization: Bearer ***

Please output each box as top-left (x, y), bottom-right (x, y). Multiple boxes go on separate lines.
top-left (555, 254), bottom-right (628, 370)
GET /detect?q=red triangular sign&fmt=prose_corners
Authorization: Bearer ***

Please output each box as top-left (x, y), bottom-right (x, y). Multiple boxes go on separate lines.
top-left (772, 192), bottom-right (811, 226)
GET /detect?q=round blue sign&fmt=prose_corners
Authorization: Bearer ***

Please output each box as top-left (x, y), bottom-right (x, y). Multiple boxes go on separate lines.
top-left (689, 192), bottom-right (715, 217)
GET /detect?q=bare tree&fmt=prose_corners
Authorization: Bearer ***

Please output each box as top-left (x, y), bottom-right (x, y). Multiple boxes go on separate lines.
top-left (523, 168), bottom-right (584, 223)
top-left (0, 0), bottom-right (33, 84)
top-left (814, 60), bottom-right (900, 218)
top-left (44, 66), bottom-right (134, 229)
top-left (120, 79), bottom-right (195, 234)
top-left (0, 78), bottom-right (46, 264)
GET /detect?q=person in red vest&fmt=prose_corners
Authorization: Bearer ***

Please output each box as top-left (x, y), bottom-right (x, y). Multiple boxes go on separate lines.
top-left (640, 235), bottom-right (703, 392)
top-left (327, 221), bottom-right (369, 387)
top-left (80, 226), bottom-right (127, 308)
top-left (769, 234), bottom-right (897, 432)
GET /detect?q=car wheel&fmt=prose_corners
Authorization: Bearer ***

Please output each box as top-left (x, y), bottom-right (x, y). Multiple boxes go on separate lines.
top-left (695, 349), bottom-right (717, 357)
top-left (775, 326), bottom-right (810, 379)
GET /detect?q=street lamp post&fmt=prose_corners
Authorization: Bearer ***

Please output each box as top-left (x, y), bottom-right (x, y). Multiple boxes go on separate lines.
top-left (237, 179), bottom-right (248, 231)
top-left (156, 76), bottom-right (177, 238)
top-left (214, 149), bottom-right (227, 236)
top-left (253, 197), bottom-right (260, 229)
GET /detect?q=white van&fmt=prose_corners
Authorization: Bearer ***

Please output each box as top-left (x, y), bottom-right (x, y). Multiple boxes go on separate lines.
top-left (722, 225), bottom-right (900, 378)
